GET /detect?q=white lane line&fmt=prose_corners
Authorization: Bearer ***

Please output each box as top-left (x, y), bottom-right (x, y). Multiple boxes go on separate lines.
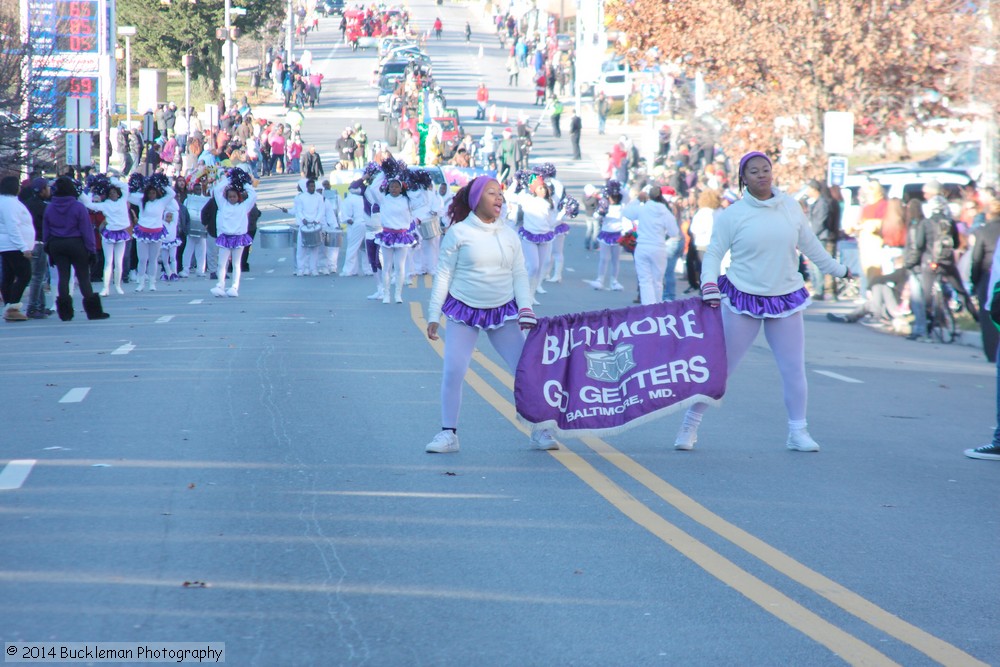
top-left (0, 460), bottom-right (37, 491)
top-left (814, 370), bottom-right (864, 384)
top-left (188, 299), bottom-right (203, 305)
top-left (59, 387), bottom-right (91, 403)
top-left (155, 315), bottom-right (174, 323)
top-left (266, 269), bottom-right (275, 274)
top-left (278, 257), bottom-right (287, 262)
top-left (111, 343), bottom-right (135, 355)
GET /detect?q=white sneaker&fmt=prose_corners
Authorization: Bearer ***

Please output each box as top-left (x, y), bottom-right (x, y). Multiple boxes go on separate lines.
top-left (586, 279), bottom-right (603, 290)
top-left (787, 429), bottom-right (820, 452)
top-left (535, 284), bottom-right (547, 294)
top-left (382, 294), bottom-right (391, 304)
top-left (425, 430), bottom-right (460, 453)
top-left (114, 283), bottom-right (124, 295)
top-left (366, 290), bottom-right (384, 300)
top-left (148, 280), bottom-right (157, 291)
top-left (179, 271), bottom-right (189, 278)
top-left (210, 286), bottom-right (226, 297)
top-left (99, 288), bottom-right (109, 297)
top-left (529, 428), bottom-right (560, 450)
top-left (674, 424), bottom-right (698, 451)
top-left (610, 281), bottom-right (625, 291)
top-left (226, 287), bottom-right (239, 298)
top-left (135, 277), bottom-right (145, 292)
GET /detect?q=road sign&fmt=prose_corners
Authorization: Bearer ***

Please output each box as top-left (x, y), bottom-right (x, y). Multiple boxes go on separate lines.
top-left (640, 100), bottom-right (660, 116)
top-left (142, 112), bottom-right (155, 143)
top-left (823, 111), bottom-right (854, 155)
top-left (827, 155), bottom-right (849, 187)
top-left (66, 132), bottom-right (91, 168)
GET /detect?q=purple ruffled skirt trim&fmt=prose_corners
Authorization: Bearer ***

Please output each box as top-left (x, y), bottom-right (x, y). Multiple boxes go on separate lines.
top-left (216, 233), bottom-right (253, 248)
top-left (597, 230), bottom-right (622, 245)
top-left (101, 228), bottom-right (131, 242)
top-left (718, 274), bottom-right (811, 319)
top-left (134, 226), bottom-right (167, 243)
top-left (375, 228), bottom-right (418, 247)
top-left (518, 228), bottom-right (556, 244)
top-left (442, 294), bottom-right (518, 330)
top-left (554, 222), bottom-right (571, 235)
top-left (161, 238), bottom-right (182, 249)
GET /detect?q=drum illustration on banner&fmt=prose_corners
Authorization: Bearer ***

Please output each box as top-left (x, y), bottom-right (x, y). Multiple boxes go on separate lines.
top-left (515, 298), bottom-right (728, 437)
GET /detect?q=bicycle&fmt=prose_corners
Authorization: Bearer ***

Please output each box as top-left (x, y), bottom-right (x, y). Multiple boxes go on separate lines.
top-left (927, 272), bottom-right (959, 344)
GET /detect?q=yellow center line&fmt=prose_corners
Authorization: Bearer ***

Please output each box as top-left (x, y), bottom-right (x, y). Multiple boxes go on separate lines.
top-left (409, 303), bottom-right (986, 667)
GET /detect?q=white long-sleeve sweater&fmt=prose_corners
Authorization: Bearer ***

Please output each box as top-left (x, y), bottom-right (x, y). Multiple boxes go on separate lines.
top-left (0, 195), bottom-right (35, 252)
top-left (128, 187), bottom-right (176, 231)
top-left (365, 172), bottom-right (413, 230)
top-left (598, 203), bottom-right (631, 235)
top-left (80, 179), bottom-right (131, 231)
top-left (428, 213), bottom-right (532, 323)
top-left (507, 191), bottom-right (556, 235)
top-left (213, 179), bottom-right (257, 236)
top-left (622, 199), bottom-right (678, 248)
top-left (702, 189), bottom-right (846, 296)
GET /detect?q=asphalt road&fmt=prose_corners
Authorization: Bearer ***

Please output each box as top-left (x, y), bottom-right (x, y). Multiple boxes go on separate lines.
top-left (1, 3), bottom-right (998, 666)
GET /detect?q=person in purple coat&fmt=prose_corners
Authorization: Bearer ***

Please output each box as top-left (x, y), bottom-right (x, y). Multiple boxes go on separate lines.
top-left (42, 177), bottom-right (109, 321)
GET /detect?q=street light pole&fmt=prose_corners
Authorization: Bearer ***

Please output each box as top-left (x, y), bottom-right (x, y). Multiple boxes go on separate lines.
top-left (182, 54), bottom-right (192, 130)
top-left (117, 26), bottom-right (137, 129)
top-left (224, 0), bottom-right (233, 110)
top-left (286, 0), bottom-right (294, 66)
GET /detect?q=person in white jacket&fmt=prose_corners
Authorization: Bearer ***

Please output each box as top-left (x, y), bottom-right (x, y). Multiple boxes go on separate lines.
top-left (366, 171), bottom-right (416, 304)
top-left (318, 184), bottom-right (341, 275)
top-left (424, 176), bottom-right (558, 454)
top-left (420, 181), bottom-right (452, 277)
top-left (339, 181), bottom-right (371, 278)
top-left (622, 185), bottom-right (679, 305)
top-left (127, 177), bottom-right (177, 292)
top-left (293, 178), bottom-right (326, 277)
top-left (543, 176), bottom-right (571, 283)
top-left (507, 177), bottom-right (557, 303)
top-left (0, 176), bottom-right (35, 321)
top-left (587, 183), bottom-right (630, 291)
top-left (210, 172), bottom-right (257, 297)
top-left (80, 176), bottom-right (130, 297)
top-left (675, 151), bottom-right (850, 454)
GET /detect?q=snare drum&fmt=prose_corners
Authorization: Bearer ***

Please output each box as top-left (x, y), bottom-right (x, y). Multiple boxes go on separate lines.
top-left (187, 224), bottom-right (207, 238)
top-left (300, 225), bottom-right (323, 248)
top-left (323, 229), bottom-right (344, 247)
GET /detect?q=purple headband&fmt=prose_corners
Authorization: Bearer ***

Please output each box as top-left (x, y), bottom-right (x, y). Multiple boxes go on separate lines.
top-left (468, 176), bottom-right (491, 212)
top-left (738, 151), bottom-right (771, 177)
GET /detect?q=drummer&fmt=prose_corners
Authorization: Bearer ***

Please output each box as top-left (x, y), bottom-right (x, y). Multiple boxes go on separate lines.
top-left (293, 178), bottom-right (326, 276)
top-left (318, 182), bottom-right (341, 276)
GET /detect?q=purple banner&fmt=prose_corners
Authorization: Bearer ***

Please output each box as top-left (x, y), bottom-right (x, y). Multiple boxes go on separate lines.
top-left (515, 298), bottom-right (728, 437)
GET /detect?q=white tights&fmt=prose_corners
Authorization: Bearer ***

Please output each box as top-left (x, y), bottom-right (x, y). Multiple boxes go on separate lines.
top-left (182, 236), bottom-right (207, 274)
top-left (381, 246), bottom-right (410, 298)
top-left (160, 245), bottom-right (178, 276)
top-left (101, 238), bottom-right (127, 290)
top-left (595, 243), bottom-right (622, 288)
top-left (545, 233), bottom-right (566, 279)
top-left (521, 239), bottom-right (552, 297)
top-left (136, 241), bottom-right (163, 281)
top-left (217, 246), bottom-right (246, 290)
top-left (683, 308), bottom-right (808, 428)
top-left (441, 320), bottom-right (525, 429)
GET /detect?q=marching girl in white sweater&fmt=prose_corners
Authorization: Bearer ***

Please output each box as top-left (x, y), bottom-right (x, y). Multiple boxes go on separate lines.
top-left (587, 180), bottom-right (630, 291)
top-left (210, 169), bottom-right (257, 297)
top-left (80, 175), bottom-right (130, 296)
top-left (127, 174), bottom-right (177, 292)
top-left (622, 185), bottom-right (679, 305)
top-left (367, 169), bottom-right (416, 304)
top-left (543, 171), bottom-right (571, 284)
top-left (506, 175), bottom-right (557, 303)
top-left (424, 176), bottom-right (558, 454)
top-left (675, 151), bottom-right (850, 453)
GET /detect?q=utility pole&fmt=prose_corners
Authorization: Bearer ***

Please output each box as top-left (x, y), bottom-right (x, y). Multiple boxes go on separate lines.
top-left (224, 0), bottom-right (233, 109)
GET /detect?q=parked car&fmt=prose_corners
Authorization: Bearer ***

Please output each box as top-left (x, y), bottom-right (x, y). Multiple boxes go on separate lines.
top-left (319, 0), bottom-right (345, 16)
top-left (857, 140), bottom-right (982, 180)
top-left (376, 80), bottom-right (399, 121)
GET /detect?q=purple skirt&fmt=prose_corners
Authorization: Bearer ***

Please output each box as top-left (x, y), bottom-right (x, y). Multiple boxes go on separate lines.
top-left (518, 228), bottom-right (555, 244)
top-left (162, 238), bottom-right (182, 249)
top-left (554, 222), bottom-right (571, 236)
top-left (134, 226), bottom-right (167, 243)
top-left (101, 228), bottom-right (131, 242)
top-left (597, 230), bottom-right (622, 245)
top-left (375, 228), bottom-right (418, 247)
top-left (216, 233), bottom-right (253, 249)
top-left (718, 274), bottom-right (811, 319)
top-left (442, 294), bottom-right (518, 330)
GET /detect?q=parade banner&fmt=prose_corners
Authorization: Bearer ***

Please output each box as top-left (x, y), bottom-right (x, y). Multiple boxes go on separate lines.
top-left (515, 298), bottom-right (728, 437)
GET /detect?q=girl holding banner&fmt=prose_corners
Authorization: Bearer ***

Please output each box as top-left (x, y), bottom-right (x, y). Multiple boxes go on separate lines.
top-left (676, 152), bottom-right (851, 453)
top-left (425, 176), bottom-right (558, 454)
top-left (622, 185), bottom-right (679, 305)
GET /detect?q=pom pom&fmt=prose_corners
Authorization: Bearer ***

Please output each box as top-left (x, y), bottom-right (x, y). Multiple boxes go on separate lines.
top-left (603, 179), bottom-right (622, 200)
top-left (362, 161), bottom-right (381, 182)
top-left (147, 172), bottom-right (170, 192)
top-left (617, 229), bottom-right (637, 254)
top-left (89, 174), bottom-right (112, 198)
top-left (560, 196), bottom-right (580, 218)
top-left (128, 173), bottom-right (145, 193)
top-left (532, 163), bottom-right (557, 179)
top-left (227, 167), bottom-right (253, 192)
top-left (512, 169), bottom-right (533, 193)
